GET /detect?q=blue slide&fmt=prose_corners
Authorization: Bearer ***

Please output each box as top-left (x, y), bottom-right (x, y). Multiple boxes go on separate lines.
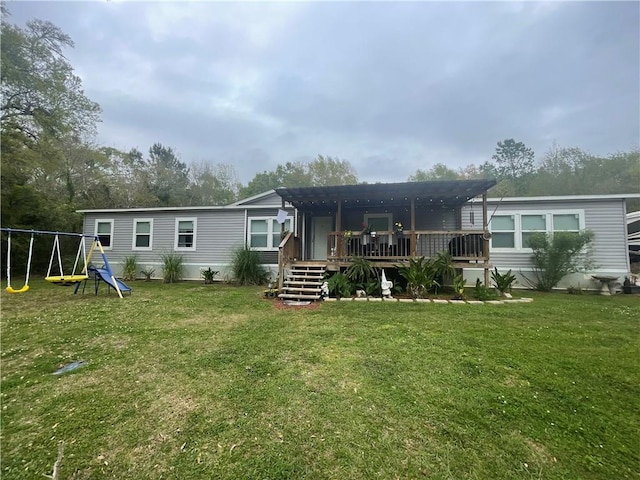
top-left (92, 267), bottom-right (132, 294)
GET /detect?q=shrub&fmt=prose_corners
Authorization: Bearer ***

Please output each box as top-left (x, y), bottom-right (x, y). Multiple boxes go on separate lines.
top-left (345, 257), bottom-right (378, 286)
top-left (432, 251), bottom-right (456, 291)
top-left (567, 284), bottom-right (584, 295)
top-left (396, 257), bottom-right (439, 299)
top-left (160, 253), bottom-right (184, 283)
top-left (327, 272), bottom-right (352, 299)
top-left (230, 246), bottom-right (268, 285)
top-left (201, 267), bottom-right (219, 284)
top-left (364, 279), bottom-right (381, 297)
top-left (527, 231), bottom-right (595, 291)
top-left (140, 267), bottom-right (155, 281)
top-left (122, 255), bottom-right (138, 281)
top-left (452, 274), bottom-right (466, 300)
top-left (472, 279), bottom-right (499, 301)
top-left (491, 268), bottom-right (516, 295)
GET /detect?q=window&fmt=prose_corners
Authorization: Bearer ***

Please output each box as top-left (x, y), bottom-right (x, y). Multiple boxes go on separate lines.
top-left (250, 219), bottom-right (269, 248)
top-left (272, 219), bottom-right (291, 247)
top-left (95, 219), bottom-right (114, 249)
top-left (521, 214), bottom-right (546, 248)
top-left (490, 211), bottom-right (584, 250)
top-left (553, 213), bottom-right (580, 232)
top-left (175, 218), bottom-right (197, 250)
top-left (491, 215), bottom-right (515, 248)
top-left (133, 219), bottom-right (153, 250)
top-left (249, 216), bottom-right (292, 250)
top-left (363, 213), bottom-right (393, 243)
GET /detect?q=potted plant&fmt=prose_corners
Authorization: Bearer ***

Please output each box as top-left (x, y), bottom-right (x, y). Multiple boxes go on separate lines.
top-left (341, 230), bottom-right (353, 255)
top-left (361, 223), bottom-right (373, 244)
top-left (622, 276), bottom-right (640, 294)
top-left (394, 222), bottom-right (404, 237)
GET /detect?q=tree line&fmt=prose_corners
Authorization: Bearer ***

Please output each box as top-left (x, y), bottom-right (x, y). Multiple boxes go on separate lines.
top-left (2, 10), bottom-right (638, 266)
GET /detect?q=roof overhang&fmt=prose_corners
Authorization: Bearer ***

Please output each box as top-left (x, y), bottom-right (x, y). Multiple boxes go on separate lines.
top-left (275, 179), bottom-right (497, 209)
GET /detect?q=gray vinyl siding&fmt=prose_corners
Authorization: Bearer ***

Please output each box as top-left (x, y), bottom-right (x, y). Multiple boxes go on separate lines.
top-left (414, 206), bottom-right (458, 230)
top-left (460, 198), bottom-right (630, 283)
top-left (83, 209), bottom-right (249, 280)
top-left (338, 206), bottom-right (458, 231)
top-left (246, 208), bottom-right (295, 265)
top-left (234, 191), bottom-right (282, 206)
top-left (83, 204), bottom-right (296, 280)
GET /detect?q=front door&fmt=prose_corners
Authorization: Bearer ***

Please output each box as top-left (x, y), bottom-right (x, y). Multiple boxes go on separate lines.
top-left (312, 217), bottom-right (333, 260)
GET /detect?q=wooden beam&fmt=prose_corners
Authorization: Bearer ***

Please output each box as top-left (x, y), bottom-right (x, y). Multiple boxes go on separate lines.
top-left (410, 198), bottom-right (416, 256)
top-left (482, 192), bottom-right (490, 287)
top-left (336, 199), bottom-right (343, 257)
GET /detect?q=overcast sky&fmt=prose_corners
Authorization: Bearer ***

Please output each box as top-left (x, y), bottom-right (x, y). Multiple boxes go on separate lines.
top-left (7, 1), bottom-right (640, 184)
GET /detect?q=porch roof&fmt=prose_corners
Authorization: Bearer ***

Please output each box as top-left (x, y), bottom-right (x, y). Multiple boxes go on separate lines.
top-left (276, 179), bottom-right (497, 209)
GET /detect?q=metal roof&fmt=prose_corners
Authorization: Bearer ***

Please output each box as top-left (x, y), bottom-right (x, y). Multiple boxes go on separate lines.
top-left (275, 179), bottom-right (497, 208)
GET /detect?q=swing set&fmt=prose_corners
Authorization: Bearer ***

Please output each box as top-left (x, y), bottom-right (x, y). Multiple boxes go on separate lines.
top-left (2, 227), bottom-right (129, 299)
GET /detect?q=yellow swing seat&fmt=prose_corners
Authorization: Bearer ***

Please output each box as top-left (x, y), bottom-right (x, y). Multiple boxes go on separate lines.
top-left (6, 285), bottom-right (30, 294)
top-left (45, 275), bottom-right (89, 285)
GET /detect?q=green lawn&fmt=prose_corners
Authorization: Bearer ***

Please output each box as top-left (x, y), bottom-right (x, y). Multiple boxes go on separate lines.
top-left (1, 280), bottom-right (638, 479)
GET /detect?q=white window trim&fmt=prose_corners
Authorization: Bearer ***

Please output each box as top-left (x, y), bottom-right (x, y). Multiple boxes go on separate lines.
top-left (490, 210), bottom-right (585, 252)
top-left (132, 218), bottom-right (154, 251)
top-left (95, 219), bottom-right (114, 251)
top-left (248, 216), bottom-right (293, 251)
top-left (490, 214), bottom-right (516, 251)
top-left (174, 217), bottom-right (197, 251)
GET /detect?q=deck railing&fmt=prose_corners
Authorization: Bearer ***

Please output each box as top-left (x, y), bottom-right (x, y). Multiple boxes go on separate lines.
top-left (327, 230), bottom-right (489, 263)
top-left (277, 231), bottom-right (301, 288)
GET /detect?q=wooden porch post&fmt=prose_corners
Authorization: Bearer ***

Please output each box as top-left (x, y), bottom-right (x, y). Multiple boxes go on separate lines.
top-left (278, 198), bottom-right (286, 289)
top-left (336, 199), bottom-right (343, 257)
top-left (410, 198), bottom-right (416, 257)
top-left (482, 192), bottom-right (490, 287)
top-left (281, 199), bottom-right (286, 237)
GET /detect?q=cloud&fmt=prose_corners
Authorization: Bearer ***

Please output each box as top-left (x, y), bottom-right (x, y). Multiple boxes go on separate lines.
top-left (6, 1), bottom-right (639, 185)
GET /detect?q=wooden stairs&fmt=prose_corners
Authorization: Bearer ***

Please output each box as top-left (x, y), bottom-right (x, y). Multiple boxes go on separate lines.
top-left (278, 262), bottom-right (326, 301)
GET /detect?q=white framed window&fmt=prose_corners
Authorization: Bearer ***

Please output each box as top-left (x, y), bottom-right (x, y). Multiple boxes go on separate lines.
top-left (95, 219), bottom-right (114, 250)
top-left (490, 211), bottom-right (584, 251)
top-left (174, 217), bottom-right (197, 251)
top-left (248, 216), bottom-right (292, 250)
top-left (553, 213), bottom-right (580, 233)
top-left (490, 215), bottom-right (515, 249)
top-left (363, 213), bottom-right (393, 243)
top-left (521, 214), bottom-right (546, 248)
top-left (132, 219), bottom-right (153, 250)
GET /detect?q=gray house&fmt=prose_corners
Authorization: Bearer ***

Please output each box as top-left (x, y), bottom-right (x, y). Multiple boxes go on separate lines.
top-left (79, 183), bottom-right (638, 292)
top-left (461, 193), bottom-right (640, 290)
top-left (79, 190), bottom-right (296, 282)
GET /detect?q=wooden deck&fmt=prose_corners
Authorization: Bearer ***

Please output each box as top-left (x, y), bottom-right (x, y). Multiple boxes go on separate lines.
top-left (279, 229), bottom-right (492, 285)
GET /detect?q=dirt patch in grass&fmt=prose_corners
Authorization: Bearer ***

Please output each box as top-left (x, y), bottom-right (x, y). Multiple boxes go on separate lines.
top-left (502, 374), bottom-right (531, 388)
top-left (86, 334), bottom-right (129, 352)
top-left (525, 438), bottom-right (555, 463)
top-left (266, 298), bottom-right (323, 311)
top-left (172, 313), bottom-right (252, 329)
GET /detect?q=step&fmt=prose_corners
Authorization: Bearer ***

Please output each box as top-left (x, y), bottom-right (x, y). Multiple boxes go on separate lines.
top-left (290, 261), bottom-right (327, 267)
top-left (284, 280), bottom-right (323, 287)
top-left (282, 286), bottom-right (321, 293)
top-left (278, 293), bottom-right (321, 300)
top-left (287, 275), bottom-right (325, 281)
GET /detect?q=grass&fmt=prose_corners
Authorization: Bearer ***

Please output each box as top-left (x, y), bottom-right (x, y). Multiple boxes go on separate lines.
top-left (1, 280), bottom-right (639, 479)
